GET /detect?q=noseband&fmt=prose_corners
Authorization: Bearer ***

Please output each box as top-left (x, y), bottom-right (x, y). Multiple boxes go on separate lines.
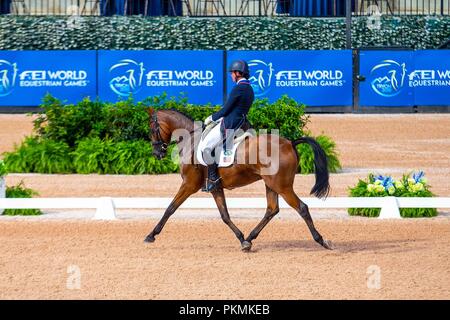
top-left (150, 112), bottom-right (169, 153)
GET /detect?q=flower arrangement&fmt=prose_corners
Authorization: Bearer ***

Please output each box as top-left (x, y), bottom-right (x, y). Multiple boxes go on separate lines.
top-left (0, 159), bottom-right (6, 177)
top-left (348, 171), bottom-right (437, 218)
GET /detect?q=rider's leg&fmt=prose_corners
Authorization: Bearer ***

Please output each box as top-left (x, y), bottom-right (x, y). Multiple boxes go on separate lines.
top-left (201, 124), bottom-right (223, 192)
top-left (221, 123), bottom-right (235, 162)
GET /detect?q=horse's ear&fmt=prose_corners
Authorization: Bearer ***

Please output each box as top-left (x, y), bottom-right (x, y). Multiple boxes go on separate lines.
top-left (147, 107), bottom-right (155, 117)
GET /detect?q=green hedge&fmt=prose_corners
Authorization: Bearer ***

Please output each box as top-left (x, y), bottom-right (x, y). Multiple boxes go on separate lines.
top-left (2, 94), bottom-right (341, 175)
top-left (0, 16), bottom-right (448, 50)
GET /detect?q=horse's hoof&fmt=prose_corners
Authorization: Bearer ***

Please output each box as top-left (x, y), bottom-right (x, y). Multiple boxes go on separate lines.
top-left (322, 239), bottom-right (334, 250)
top-left (144, 235), bottom-right (155, 243)
top-left (241, 241), bottom-right (252, 252)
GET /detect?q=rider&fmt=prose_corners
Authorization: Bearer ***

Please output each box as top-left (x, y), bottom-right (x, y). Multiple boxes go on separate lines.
top-left (202, 60), bottom-right (255, 192)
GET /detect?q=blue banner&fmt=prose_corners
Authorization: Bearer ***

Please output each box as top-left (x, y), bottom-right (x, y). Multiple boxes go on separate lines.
top-left (226, 50), bottom-right (353, 106)
top-left (98, 50), bottom-right (224, 105)
top-left (0, 51), bottom-right (97, 106)
top-left (359, 50), bottom-right (450, 106)
top-left (412, 50), bottom-right (450, 106)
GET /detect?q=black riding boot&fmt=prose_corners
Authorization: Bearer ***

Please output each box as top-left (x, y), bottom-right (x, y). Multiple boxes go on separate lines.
top-left (202, 163), bottom-right (221, 192)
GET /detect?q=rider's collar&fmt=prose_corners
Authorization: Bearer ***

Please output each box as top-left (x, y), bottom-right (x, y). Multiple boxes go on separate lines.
top-left (237, 78), bottom-right (250, 85)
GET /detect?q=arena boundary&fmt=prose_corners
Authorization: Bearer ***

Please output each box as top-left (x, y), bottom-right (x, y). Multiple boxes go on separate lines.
top-left (1, 197), bottom-right (450, 220)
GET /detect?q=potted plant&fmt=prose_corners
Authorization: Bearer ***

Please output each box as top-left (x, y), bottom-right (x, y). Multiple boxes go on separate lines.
top-left (348, 171), bottom-right (437, 218)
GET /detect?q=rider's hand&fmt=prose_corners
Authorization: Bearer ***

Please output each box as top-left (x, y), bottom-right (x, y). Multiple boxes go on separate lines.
top-left (204, 115), bottom-right (213, 126)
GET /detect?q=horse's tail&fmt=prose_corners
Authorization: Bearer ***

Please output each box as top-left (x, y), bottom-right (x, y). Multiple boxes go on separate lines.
top-left (291, 137), bottom-right (330, 199)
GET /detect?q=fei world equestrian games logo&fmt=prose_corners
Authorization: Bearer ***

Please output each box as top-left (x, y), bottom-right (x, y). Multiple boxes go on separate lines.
top-left (0, 58), bottom-right (90, 97)
top-left (108, 59), bottom-right (216, 97)
top-left (109, 59), bottom-right (145, 97)
top-left (0, 60), bottom-right (18, 97)
top-left (370, 60), bottom-right (407, 97)
top-left (248, 60), bottom-right (274, 97)
top-left (248, 59), bottom-right (346, 98)
top-left (370, 59), bottom-right (450, 98)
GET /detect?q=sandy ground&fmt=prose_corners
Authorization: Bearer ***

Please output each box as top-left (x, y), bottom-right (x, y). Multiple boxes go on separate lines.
top-left (0, 219), bottom-right (448, 300)
top-left (0, 113), bottom-right (449, 299)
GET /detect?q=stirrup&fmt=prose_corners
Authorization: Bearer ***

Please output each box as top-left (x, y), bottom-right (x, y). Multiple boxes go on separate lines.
top-left (202, 177), bottom-right (222, 192)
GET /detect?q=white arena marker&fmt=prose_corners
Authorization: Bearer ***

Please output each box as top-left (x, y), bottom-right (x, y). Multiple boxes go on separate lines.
top-left (379, 196), bottom-right (401, 219)
top-left (94, 197), bottom-right (117, 220)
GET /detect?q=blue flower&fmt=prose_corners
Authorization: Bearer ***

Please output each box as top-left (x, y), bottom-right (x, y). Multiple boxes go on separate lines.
top-left (374, 174), bottom-right (394, 191)
top-left (413, 171), bottom-right (425, 184)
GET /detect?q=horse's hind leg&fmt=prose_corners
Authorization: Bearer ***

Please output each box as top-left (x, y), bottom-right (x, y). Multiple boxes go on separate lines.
top-left (244, 186), bottom-right (280, 250)
top-left (280, 188), bottom-right (333, 250)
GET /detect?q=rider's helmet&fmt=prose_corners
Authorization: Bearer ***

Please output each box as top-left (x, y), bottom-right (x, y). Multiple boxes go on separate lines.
top-left (228, 60), bottom-right (250, 79)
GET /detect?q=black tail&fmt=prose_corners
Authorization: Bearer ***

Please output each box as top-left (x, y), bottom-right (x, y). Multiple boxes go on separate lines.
top-left (292, 137), bottom-right (330, 199)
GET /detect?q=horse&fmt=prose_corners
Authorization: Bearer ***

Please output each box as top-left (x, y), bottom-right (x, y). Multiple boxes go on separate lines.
top-left (144, 108), bottom-right (333, 251)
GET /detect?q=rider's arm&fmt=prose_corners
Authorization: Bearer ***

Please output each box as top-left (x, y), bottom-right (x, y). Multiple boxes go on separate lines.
top-left (211, 86), bottom-right (240, 121)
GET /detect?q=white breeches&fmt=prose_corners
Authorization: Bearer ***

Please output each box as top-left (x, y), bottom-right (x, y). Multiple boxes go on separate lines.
top-left (198, 119), bottom-right (223, 157)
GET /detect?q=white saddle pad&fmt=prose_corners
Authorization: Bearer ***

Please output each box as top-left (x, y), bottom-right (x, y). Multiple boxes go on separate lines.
top-left (196, 123), bottom-right (253, 168)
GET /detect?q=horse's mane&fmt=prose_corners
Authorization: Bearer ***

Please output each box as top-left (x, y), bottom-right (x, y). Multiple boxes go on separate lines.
top-left (160, 108), bottom-right (195, 123)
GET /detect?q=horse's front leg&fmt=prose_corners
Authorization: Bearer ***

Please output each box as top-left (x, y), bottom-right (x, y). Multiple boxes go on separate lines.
top-left (144, 182), bottom-right (199, 243)
top-left (211, 188), bottom-right (249, 251)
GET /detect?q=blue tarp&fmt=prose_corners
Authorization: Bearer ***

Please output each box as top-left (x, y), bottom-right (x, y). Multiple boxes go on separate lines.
top-left (1, 0), bottom-right (11, 14)
top-left (100, 0), bottom-right (182, 16)
top-left (277, 0), bottom-right (355, 16)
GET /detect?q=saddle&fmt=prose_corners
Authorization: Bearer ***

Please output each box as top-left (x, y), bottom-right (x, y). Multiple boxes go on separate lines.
top-left (196, 119), bottom-right (254, 168)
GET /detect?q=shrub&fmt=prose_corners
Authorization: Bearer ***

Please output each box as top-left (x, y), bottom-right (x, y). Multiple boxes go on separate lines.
top-left (3, 137), bottom-right (74, 174)
top-left (348, 171), bottom-right (438, 218)
top-left (247, 95), bottom-right (309, 141)
top-left (103, 98), bottom-right (151, 141)
top-left (296, 134), bottom-right (342, 174)
top-left (34, 95), bottom-right (106, 147)
top-left (0, 159), bottom-right (6, 177)
top-left (4, 181), bottom-right (42, 216)
top-left (72, 138), bottom-right (178, 174)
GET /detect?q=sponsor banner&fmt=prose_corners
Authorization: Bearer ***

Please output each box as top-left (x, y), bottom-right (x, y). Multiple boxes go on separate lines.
top-left (359, 50), bottom-right (415, 107)
top-left (359, 50), bottom-right (450, 106)
top-left (98, 50), bottom-right (224, 105)
top-left (0, 51), bottom-right (97, 106)
top-left (226, 50), bottom-right (353, 106)
top-left (413, 50), bottom-right (450, 106)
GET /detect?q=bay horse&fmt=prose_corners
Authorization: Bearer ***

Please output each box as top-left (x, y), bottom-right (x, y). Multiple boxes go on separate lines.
top-left (144, 108), bottom-right (333, 251)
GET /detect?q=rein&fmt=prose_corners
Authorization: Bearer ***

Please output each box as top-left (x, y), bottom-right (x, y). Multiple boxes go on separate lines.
top-left (150, 112), bottom-right (170, 153)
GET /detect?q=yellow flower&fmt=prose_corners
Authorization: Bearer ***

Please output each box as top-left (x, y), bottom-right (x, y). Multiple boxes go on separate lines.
top-left (394, 180), bottom-right (404, 189)
top-left (415, 183), bottom-right (424, 192)
top-left (374, 180), bottom-right (382, 185)
top-left (375, 185), bottom-right (385, 193)
top-left (367, 184), bottom-right (375, 192)
top-left (408, 178), bottom-right (415, 186)
top-left (388, 186), bottom-right (395, 195)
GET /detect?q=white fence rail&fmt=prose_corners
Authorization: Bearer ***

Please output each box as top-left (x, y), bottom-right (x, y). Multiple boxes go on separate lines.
top-left (1, 197), bottom-right (450, 220)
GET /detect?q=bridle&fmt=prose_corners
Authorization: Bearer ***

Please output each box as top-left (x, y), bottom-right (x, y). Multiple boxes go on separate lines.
top-left (150, 111), bottom-right (169, 153)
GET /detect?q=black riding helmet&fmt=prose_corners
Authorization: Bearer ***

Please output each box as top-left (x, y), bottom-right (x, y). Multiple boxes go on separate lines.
top-left (228, 60), bottom-right (250, 79)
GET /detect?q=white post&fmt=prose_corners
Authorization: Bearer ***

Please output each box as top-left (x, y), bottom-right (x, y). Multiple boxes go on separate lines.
top-left (94, 197), bottom-right (116, 220)
top-left (0, 177), bottom-right (5, 215)
top-left (379, 196), bottom-right (401, 219)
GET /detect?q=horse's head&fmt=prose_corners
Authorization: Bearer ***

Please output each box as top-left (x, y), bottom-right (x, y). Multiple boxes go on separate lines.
top-left (148, 108), bottom-right (195, 160)
top-left (148, 108), bottom-right (171, 160)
